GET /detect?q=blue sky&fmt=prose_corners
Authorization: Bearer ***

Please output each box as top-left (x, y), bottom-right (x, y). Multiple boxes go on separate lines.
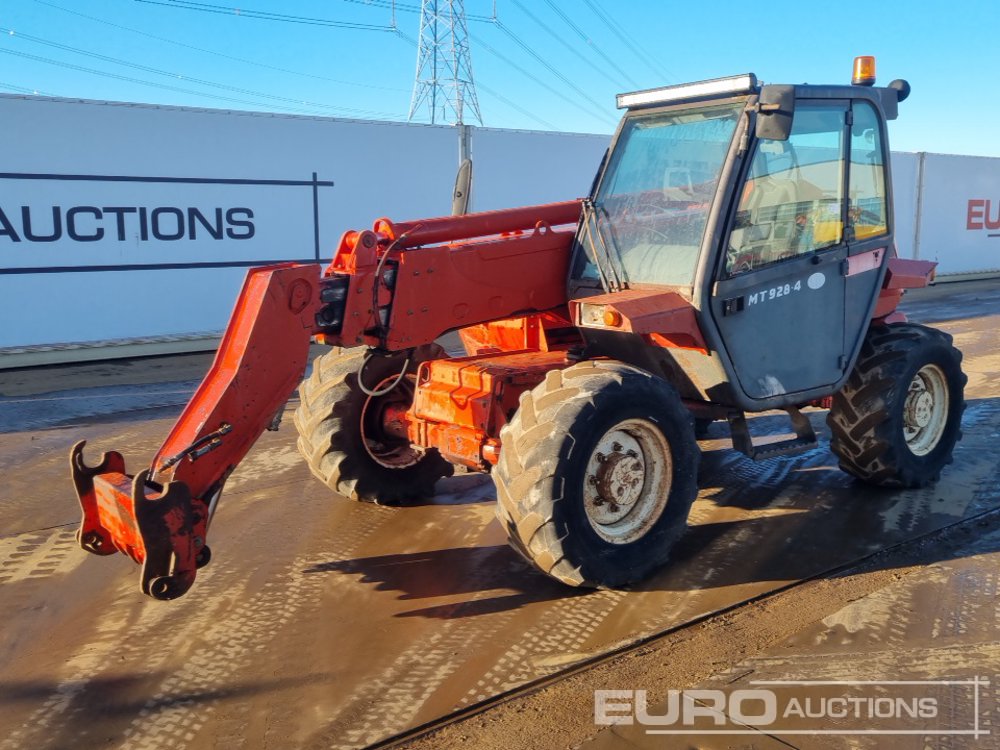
top-left (2, 0), bottom-right (997, 156)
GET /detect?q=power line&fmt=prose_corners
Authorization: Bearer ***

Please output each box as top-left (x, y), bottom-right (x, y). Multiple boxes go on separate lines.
top-left (582, 0), bottom-right (675, 83)
top-left (0, 80), bottom-right (57, 96)
top-left (540, 0), bottom-right (639, 89)
top-left (136, 0), bottom-right (596, 127)
top-left (1, 27), bottom-right (404, 119)
top-left (337, 0), bottom-right (497, 23)
top-left (469, 29), bottom-right (616, 126)
top-left (20, 0), bottom-right (614, 130)
top-left (507, 0), bottom-right (623, 90)
top-left (34, 0), bottom-right (407, 92)
top-left (0, 47), bottom-right (326, 114)
top-left (476, 79), bottom-right (557, 130)
top-left (401, 6), bottom-right (612, 129)
top-left (491, 18), bottom-right (611, 122)
top-left (133, 0), bottom-right (398, 31)
top-left (0, 47), bottom-right (402, 119)
top-left (134, 0), bottom-right (615, 129)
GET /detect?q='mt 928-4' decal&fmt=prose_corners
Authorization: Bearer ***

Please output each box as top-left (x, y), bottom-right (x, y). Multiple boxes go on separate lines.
top-left (747, 272), bottom-right (827, 306)
top-left (748, 280), bottom-right (800, 305)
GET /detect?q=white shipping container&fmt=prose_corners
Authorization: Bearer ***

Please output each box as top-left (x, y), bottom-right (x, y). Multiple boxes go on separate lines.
top-left (912, 153), bottom-right (1000, 274)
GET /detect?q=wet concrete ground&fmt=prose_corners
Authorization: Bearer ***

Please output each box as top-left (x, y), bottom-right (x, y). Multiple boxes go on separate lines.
top-left (582, 521), bottom-right (1000, 749)
top-left (0, 280), bottom-right (998, 749)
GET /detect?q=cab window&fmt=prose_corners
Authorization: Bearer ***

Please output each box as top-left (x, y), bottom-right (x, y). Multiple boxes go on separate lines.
top-left (727, 106), bottom-right (846, 275)
top-left (573, 102), bottom-right (744, 288)
top-left (848, 101), bottom-right (888, 241)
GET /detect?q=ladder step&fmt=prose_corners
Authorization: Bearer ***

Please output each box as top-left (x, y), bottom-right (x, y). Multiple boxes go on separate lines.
top-left (727, 406), bottom-right (819, 461)
top-left (750, 436), bottom-right (818, 461)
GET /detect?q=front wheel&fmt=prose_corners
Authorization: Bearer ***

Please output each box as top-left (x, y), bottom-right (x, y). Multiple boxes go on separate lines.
top-left (293, 345), bottom-right (453, 504)
top-left (493, 361), bottom-right (700, 588)
top-left (827, 323), bottom-right (966, 488)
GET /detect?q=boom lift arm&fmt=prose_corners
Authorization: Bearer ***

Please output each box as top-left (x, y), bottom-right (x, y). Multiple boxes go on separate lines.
top-left (70, 201), bottom-right (581, 599)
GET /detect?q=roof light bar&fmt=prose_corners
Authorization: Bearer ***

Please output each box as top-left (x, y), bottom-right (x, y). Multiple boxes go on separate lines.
top-left (616, 73), bottom-right (759, 109)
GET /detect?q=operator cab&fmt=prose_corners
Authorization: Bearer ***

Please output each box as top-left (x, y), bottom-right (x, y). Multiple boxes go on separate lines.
top-left (569, 59), bottom-right (910, 413)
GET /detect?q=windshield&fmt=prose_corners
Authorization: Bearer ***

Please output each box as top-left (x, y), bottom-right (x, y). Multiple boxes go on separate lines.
top-left (573, 102), bottom-right (744, 287)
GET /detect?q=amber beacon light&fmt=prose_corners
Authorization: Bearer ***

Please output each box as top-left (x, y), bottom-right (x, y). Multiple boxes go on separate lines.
top-left (852, 56), bottom-right (876, 86)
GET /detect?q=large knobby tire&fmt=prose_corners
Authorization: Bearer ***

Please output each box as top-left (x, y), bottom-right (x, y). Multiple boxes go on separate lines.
top-left (294, 345), bottom-right (453, 504)
top-left (494, 360), bottom-right (700, 588)
top-left (827, 323), bottom-right (966, 488)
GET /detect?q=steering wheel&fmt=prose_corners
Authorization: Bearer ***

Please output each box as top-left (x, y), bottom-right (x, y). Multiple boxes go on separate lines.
top-left (631, 202), bottom-right (670, 220)
top-left (642, 226), bottom-right (672, 243)
top-left (727, 249), bottom-right (754, 275)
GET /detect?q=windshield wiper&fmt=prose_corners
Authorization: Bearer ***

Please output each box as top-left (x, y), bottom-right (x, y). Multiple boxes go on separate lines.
top-left (592, 201), bottom-right (629, 288)
top-left (581, 198), bottom-right (624, 292)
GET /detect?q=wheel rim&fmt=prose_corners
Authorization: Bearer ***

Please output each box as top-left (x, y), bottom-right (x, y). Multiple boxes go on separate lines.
top-left (359, 376), bottom-right (423, 469)
top-left (583, 418), bottom-right (673, 545)
top-left (902, 363), bottom-right (949, 456)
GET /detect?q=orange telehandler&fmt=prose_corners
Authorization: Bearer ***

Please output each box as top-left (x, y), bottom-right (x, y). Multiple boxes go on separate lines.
top-left (71, 59), bottom-right (966, 599)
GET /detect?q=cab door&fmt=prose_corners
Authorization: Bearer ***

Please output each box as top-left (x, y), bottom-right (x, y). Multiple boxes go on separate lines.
top-left (843, 99), bottom-right (893, 355)
top-left (712, 102), bottom-right (850, 401)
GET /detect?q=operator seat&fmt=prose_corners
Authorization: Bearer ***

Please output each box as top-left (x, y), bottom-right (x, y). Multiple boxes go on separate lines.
top-left (728, 173), bottom-right (800, 270)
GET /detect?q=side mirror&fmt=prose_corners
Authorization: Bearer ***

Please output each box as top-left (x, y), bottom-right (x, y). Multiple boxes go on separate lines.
top-left (452, 158), bottom-right (473, 216)
top-left (755, 84), bottom-right (795, 141)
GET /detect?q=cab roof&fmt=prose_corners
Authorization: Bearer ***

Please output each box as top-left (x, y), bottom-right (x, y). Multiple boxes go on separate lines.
top-left (617, 72), bottom-right (909, 120)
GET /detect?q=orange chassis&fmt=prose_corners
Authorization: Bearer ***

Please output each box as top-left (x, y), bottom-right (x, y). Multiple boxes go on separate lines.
top-left (70, 200), bottom-right (933, 599)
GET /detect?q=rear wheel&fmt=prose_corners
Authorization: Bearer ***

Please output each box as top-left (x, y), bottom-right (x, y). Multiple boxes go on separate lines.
top-left (494, 360), bottom-right (699, 588)
top-left (827, 323), bottom-right (966, 488)
top-left (294, 345), bottom-right (453, 504)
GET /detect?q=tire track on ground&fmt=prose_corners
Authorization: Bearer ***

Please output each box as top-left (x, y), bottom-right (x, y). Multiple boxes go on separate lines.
top-left (313, 520), bottom-right (529, 750)
top-left (117, 503), bottom-right (394, 750)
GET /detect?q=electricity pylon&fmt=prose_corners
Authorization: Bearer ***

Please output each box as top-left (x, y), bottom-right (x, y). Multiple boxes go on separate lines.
top-left (408, 0), bottom-right (483, 125)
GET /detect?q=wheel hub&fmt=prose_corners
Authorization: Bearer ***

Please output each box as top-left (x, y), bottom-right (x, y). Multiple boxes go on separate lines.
top-left (906, 390), bottom-right (934, 429)
top-left (583, 420), bottom-right (673, 544)
top-left (592, 446), bottom-right (644, 509)
top-left (901, 364), bottom-right (950, 456)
